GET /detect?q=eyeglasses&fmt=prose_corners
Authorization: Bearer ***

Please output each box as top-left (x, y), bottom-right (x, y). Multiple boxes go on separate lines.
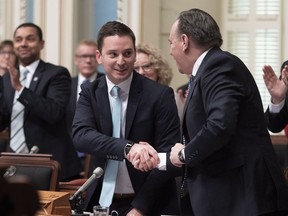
top-left (76, 54), bottom-right (96, 60)
top-left (0, 51), bottom-right (15, 56)
top-left (134, 63), bottom-right (154, 72)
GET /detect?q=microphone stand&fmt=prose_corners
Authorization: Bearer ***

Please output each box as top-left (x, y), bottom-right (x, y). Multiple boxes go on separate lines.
top-left (69, 191), bottom-right (89, 216)
top-left (68, 167), bottom-right (104, 216)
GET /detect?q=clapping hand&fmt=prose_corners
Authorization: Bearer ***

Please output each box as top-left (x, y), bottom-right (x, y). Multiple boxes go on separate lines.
top-left (263, 64), bottom-right (287, 104)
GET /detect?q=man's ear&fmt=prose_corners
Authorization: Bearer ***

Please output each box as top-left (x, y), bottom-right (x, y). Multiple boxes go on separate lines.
top-left (96, 50), bottom-right (102, 64)
top-left (181, 34), bottom-right (189, 52)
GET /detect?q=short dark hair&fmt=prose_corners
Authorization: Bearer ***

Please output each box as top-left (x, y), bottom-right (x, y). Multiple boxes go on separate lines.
top-left (176, 8), bottom-right (223, 48)
top-left (13, 23), bottom-right (43, 41)
top-left (97, 21), bottom-right (135, 53)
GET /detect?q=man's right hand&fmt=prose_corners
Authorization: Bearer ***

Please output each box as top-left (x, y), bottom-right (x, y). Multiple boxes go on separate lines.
top-left (262, 65), bottom-right (287, 104)
top-left (127, 141), bottom-right (160, 172)
top-left (7, 64), bottom-right (22, 91)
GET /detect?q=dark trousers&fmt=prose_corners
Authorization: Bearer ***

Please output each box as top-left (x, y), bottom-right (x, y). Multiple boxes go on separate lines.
top-left (109, 197), bottom-right (134, 216)
top-left (259, 211), bottom-right (288, 216)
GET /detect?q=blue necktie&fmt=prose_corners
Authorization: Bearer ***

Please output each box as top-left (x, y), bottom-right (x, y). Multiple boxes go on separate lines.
top-left (99, 86), bottom-right (122, 207)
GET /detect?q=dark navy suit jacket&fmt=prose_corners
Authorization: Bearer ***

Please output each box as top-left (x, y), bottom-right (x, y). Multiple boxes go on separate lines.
top-left (72, 71), bottom-right (181, 215)
top-left (182, 47), bottom-right (288, 215)
top-left (0, 60), bottom-right (82, 181)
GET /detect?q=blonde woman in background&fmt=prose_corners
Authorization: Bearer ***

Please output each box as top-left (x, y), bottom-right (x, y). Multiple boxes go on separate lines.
top-left (0, 40), bottom-right (18, 76)
top-left (135, 43), bottom-right (184, 118)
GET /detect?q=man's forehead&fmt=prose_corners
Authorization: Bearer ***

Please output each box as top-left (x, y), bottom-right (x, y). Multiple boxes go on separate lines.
top-left (102, 37), bottom-right (134, 50)
top-left (14, 27), bottom-right (37, 37)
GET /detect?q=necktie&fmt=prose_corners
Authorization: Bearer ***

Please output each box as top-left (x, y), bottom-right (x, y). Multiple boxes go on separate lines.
top-left (99, 86), bottom-right (122, 207)
top-left (10, 69), bottom-right (29, 153)
top-left (185, 75), bottom-right (195, 98)
top-left (181, 75), bottom-right (195, 199)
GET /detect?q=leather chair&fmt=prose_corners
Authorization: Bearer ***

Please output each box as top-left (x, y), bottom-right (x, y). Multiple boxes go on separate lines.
top-left (59, 154), bottom-right (94, 196)
top-left (0, 152), bottom-right (60, 191)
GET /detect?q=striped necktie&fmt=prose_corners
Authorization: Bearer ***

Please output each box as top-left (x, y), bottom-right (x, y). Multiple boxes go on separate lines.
top-left (10, 69), bottom-right (29, 153)
top-left (99, 85), bottom-right (122, 207)
top-left (185, 75), bottom-right (195, 98)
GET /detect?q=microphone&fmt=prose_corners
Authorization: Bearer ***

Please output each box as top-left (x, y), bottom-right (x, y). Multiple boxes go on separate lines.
top-left (70, 167), bottom-right (104, 201)
top-left (29, 145), bottom-right (39, 154)
top-left (69, 167), bottom-right (104, 215)
top-left (3, 165), bottom-right (16, 177)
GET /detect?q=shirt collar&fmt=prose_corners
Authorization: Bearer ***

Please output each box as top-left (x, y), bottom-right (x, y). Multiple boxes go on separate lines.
top-left (192, 48), bottom-right (211, 77)
top-left (78, 72), bottom-right (97, 84)
top-left (106, 73), bottom-right (133, 97)
top-left (20, 60), bottom-right (40, 74)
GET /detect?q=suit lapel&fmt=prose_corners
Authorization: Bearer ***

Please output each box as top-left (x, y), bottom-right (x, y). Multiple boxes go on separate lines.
top-left (29, 60), bottom-right (44, 92)
top-left (125, 72), bottom-right (141, 138)
top-left (182, 48), bottom-right (218, 124)
top-left (94, 73), bottom-right (142, 138)
top-left (95, 77), bottom-right (113, 136)
top-left (71, 77), bottom-right (78, 108)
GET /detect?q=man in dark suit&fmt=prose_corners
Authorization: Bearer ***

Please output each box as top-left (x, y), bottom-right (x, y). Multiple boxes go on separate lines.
top-left (263, 61), bottom-right (288, 170)
top-left (72, 21), bottom-right (180, 215)
top-left (66, 40), bottom-right (104, 172)
top-left (168, 9), bottom-right (288, 215)
top-left (0, 23), bottom-right (81, 181)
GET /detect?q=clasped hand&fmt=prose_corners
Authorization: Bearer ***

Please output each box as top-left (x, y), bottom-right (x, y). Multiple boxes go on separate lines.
top-left (126, 142), bottom-right (160, 172)
top-left (170, 143), bottom-right (185, 167)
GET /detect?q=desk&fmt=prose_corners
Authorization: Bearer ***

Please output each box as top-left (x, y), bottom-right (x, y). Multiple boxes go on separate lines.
top-left (37, 190), bottom-right (71, 216)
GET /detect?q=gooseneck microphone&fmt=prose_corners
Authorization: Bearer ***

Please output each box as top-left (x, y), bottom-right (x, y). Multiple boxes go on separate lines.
top-left (71, 167), bottom-right (103, 200)
top-left (29, 145), bottom-right (39, 154)
top-left (69, 167), bottom-right (104, 215)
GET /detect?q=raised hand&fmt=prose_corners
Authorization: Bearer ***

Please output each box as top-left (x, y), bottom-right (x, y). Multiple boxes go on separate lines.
top-left (7, 64), bottom-right (22, 91)
top-left (281, 65), bottom-right (288, 88)
top-left (263, 65), bottom-right (287, 104)
top-left (0, 54), bottom-right (9, 76)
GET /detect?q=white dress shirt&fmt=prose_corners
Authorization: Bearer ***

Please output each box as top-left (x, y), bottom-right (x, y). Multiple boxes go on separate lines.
top-left (106, 74), bottom-right (135, 194)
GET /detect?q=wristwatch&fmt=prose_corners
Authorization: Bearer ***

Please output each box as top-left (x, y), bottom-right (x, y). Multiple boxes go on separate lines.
top-left (178, 148), bottom-right (185, 163)
top-left (125, 141), bottom-right (135, 155)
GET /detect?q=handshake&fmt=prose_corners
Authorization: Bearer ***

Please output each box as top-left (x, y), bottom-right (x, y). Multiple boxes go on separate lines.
top-left (126, 141), bottom-right (160, 172)
top-left (126, 142), bottom-right (185, 172)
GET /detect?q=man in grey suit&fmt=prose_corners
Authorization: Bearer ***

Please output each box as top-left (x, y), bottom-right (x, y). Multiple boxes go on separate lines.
top-left (72, 21), bottom-right (180, 215)
top-left (0, 23), bottom-right (81, 181)
top-left (169, 8), bottom-right (288, 216)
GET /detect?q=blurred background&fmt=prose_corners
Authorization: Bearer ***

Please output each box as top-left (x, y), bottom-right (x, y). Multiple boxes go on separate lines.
top-left (0, 0), bottom-right (287, 112)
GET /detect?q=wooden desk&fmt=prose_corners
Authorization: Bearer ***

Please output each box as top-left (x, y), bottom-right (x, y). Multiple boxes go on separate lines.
top-left (37, 190), bottom-right (71, 216)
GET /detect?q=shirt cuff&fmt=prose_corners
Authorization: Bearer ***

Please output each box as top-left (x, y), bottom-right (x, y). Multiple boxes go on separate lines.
top-left (157, 153), bottom-right (167, 171)
top-left (269, 99), bottom-right (285, 113)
